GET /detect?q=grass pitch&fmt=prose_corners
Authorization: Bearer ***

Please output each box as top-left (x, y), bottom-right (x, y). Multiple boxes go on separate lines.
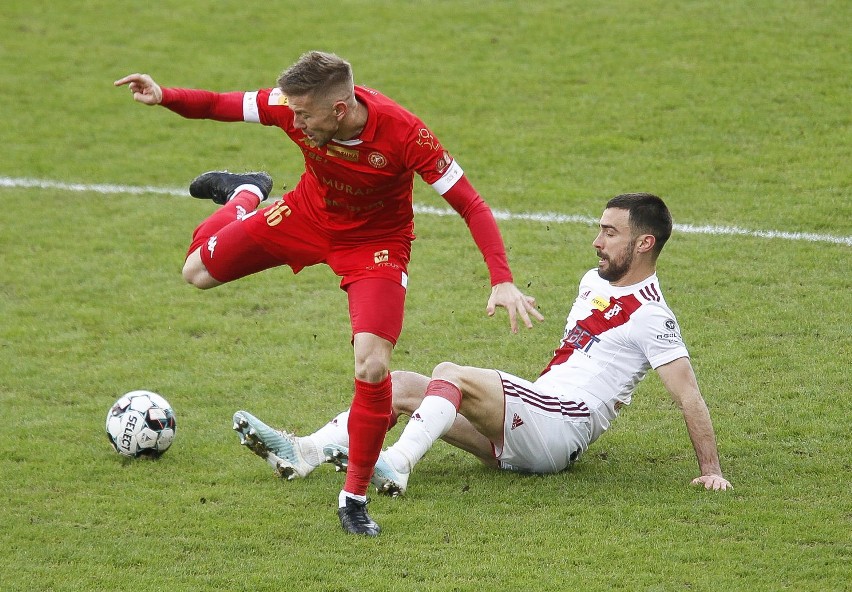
top-left (1, 1), bottom-right (849, 591)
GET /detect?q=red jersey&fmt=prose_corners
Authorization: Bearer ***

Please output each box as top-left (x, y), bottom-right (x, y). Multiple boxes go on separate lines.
top-left (161, 85), bottom-right (513, 284)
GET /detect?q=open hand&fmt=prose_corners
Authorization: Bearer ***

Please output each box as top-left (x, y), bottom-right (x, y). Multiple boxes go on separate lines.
top-left (486, 282), bottom-right (544, 333)
top-left (692, 474), bottom-right (732, 491)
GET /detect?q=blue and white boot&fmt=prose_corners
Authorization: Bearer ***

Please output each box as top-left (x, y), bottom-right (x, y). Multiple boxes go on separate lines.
top-left (233, 410), bottom-right (318, 480)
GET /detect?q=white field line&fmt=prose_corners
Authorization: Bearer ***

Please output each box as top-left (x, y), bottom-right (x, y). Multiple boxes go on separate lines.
top-left (3, 175), bottom-right (850, 247)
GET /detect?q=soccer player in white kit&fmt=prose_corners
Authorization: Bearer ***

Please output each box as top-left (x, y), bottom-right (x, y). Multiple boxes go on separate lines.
top-left (234, 193), bottom-right (732, 494)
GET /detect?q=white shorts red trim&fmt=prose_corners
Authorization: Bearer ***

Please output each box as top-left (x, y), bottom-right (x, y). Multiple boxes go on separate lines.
top-left (494, 372), bottom-right (592, 474)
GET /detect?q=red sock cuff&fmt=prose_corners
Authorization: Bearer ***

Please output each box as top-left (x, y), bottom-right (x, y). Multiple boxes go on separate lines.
top-left (232, 190), bottom-right (262, 209)
top-left (424, 379), bottom-right (462, 411)
top-left (354, 374), bottom-right (392, 399)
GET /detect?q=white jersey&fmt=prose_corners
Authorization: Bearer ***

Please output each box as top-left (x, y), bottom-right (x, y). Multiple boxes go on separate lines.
top-left (534, 269), bottom-right (689, 443)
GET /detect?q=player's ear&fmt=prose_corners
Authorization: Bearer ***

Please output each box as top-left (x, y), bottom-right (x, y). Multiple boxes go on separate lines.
top-left (332, 100), bottom-right (347, 119)
top-left (636, 234), bottom-right (656, 254)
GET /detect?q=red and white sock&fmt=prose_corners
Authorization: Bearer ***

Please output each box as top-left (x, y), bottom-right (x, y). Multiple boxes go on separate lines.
top-left (384, 379), bottom-right (461, 473)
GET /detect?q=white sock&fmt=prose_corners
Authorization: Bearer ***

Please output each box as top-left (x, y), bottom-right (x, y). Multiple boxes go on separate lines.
top-left (339, 490), bottom-right (367, 508)
top-left (230, 183), bottom-right (265, 202)
top-left (385, 395), bottom-right (457, 473)
top-left (300, 410), bottom-right (350, 466)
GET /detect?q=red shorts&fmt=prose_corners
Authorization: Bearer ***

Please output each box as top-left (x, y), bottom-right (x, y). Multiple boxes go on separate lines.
top-left (198, 195), bottom-right (410, 344)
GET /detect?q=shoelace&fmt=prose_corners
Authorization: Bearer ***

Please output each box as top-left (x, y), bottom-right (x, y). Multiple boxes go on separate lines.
top-left (343, 500), bottom-right (376, 527)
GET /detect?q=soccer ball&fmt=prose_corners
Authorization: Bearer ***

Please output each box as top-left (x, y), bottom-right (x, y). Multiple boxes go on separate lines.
top-left (106, 390), bottom-right (176, 458)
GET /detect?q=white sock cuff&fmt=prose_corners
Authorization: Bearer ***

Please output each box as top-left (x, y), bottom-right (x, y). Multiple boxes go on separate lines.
top-left (339, 490), bottom-right (367, 507)
top-left (230, 183), bottom-right (264, 202)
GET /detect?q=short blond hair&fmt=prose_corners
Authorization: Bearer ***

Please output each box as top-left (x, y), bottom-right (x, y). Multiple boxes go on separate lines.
top-left (277, 51), bottom-right (354, 104)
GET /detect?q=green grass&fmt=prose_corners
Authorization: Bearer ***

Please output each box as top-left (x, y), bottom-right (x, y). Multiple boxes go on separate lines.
top-left (1, 1), bottom-right (850, 591)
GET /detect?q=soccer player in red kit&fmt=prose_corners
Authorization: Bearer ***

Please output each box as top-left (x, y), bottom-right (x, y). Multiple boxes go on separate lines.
top-left (115, 51), bottom-right (543, 535)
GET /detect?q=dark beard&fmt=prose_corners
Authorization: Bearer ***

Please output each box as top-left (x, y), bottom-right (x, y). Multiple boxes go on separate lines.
top-left (598, 250), bottom-right (633, 283)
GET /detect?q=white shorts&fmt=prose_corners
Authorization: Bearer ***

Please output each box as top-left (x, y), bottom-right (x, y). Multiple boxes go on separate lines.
top-left (494, 371), bottom-right (592, 474)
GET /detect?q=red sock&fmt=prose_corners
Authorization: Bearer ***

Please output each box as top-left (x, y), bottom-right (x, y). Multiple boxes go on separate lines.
top-left (424, 379), bottom-right (463, 410)
top-left (344, 375), bottom-right (392, 496)
top-left (186, 191), bottom-right (260, 257)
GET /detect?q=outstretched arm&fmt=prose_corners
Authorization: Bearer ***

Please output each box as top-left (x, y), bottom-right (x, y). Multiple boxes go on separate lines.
top-left (114, 73), bottom-right (163, 105)
top-left (114, 73), bottom-right (244, 120)
top-left (441, 176), bottom-right (544, 333)
top-left (656, 357), bottom-right (732, 491)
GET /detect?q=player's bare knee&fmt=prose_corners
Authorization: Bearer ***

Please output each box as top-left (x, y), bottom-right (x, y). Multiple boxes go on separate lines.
top-left (181, 261), bottom-right (217, 289)
top-left (431, 361), bottom-right (464, 384)
top-left (182, 248), bottom-right (219, 289)
top-left (181, 264), bottom-right (204, 288)
top-left (352, 333), bottom-right (393, 383)
top-left (355, 357), bottom-right (389, 384)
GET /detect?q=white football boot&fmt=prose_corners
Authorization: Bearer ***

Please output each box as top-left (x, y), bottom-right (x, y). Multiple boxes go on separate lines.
top-left (233, 410), bottom-right (318, 480)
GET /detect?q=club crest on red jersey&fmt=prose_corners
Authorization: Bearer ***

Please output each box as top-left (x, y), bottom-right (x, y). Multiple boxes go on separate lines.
top-left (368, 152), bottom-right (387, 168)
